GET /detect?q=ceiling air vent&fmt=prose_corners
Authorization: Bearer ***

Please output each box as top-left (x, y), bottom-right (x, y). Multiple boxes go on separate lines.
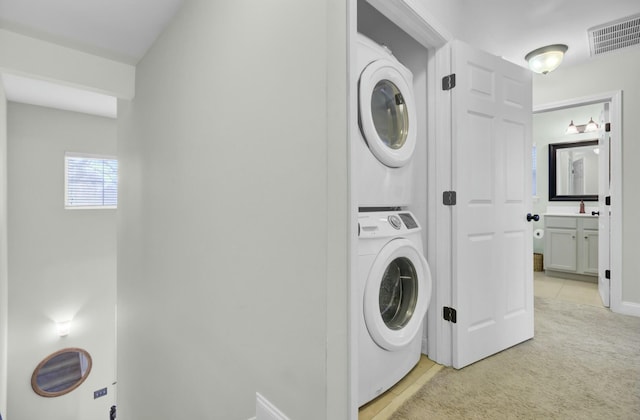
top-left (588, 13), bottom-right (640, 56)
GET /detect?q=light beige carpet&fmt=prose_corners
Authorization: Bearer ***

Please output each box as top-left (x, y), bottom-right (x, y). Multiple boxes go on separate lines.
top-left (391, 297), bottom-right (640, 419)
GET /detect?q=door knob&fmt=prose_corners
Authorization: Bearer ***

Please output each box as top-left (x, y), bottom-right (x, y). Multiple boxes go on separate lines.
top-left (526, 213), bottom-right (540, 222)
top-left (591, 211), bottom-right (600, 216)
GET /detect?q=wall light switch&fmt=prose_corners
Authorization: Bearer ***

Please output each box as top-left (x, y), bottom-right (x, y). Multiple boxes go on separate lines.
top-left (94, 387), bottom-right (108, 399)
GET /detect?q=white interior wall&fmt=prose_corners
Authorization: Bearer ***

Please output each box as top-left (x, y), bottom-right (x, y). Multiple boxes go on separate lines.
top-left (413, 0), bottom-right (462, 39)
top-left (6, 103), bottom-right (117, 420)
top-left (116, 1), bottom-right (349, 419)
top-left (533, 48), bottom-right (640, 308)
top-left (531, 103), bottom-right (603, 253)
top-left (0, 21), bottom-right (137, 420)
top-left (0, 81), bottom-right (8, 420)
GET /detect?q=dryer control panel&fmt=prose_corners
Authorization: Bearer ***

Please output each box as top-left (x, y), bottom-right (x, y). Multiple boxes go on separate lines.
top-left (358, 211), bottom-right (421, 239)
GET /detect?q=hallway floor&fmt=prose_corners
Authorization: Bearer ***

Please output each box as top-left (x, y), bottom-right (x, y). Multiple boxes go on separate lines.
top-left (358, 271), bottom-right (604, 419)
top-left (533, 271), bottom-right (603, 307)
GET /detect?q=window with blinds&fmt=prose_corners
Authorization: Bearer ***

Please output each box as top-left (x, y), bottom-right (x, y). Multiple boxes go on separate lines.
top-left (65, 153), bottom-right (118, 209)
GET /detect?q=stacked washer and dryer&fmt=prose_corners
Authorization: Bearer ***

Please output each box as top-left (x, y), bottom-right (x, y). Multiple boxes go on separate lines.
top-left (355, 33), bottom-right (433, 406)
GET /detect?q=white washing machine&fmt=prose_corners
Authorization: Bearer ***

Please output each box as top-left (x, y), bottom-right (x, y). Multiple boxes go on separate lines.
top-left (358, 211), bottom-right (432, 406)
top-left (356, 33), bottom-right (418, 208)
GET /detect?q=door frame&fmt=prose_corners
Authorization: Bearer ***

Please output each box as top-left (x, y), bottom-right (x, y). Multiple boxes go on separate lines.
top-left (426, 43), bottom-right (453, 366)
top-left (532, 91), bottom-right (622, 313)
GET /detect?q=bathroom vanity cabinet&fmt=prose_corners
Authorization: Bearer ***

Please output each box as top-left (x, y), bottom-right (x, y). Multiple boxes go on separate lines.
top-left (544, 215), bottom-right (598, 281)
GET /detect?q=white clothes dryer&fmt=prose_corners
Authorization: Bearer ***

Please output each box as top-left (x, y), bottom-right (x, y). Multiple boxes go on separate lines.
top-left (356, 34), bottom-right (418, 208)
top-left (357, 211), bottom-right (432, 406)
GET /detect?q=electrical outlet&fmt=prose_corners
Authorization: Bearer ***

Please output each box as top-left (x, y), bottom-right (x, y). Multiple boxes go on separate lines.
top-left (94, 387), bottom-right (108, 399)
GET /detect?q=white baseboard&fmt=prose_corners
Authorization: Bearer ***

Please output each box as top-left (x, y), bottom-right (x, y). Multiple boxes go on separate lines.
top-left (255, 393), bottom-right (290, 420)
top-left (615, 300), bottom-right (640, 318)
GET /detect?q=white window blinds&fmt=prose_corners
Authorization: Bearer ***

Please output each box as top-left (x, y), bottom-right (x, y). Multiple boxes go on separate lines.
top-left (65, 153), bottom-right (118, 209)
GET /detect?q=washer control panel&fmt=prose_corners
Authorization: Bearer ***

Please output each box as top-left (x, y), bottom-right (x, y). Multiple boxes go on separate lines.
top-left (399, 213), bottom-right (418, 229)
top-left (388, 215), bottom-right (402, 230)
top-left (358, 211), bottom-right (421, 238)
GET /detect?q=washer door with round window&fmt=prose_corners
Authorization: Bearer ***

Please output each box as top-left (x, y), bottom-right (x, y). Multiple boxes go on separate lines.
top-left (363, 238), bottom-right (432, 351)
top-left (359, 59), bottom-right (417, 168)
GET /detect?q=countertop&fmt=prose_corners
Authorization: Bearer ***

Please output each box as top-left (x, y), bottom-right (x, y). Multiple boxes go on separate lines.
top-left (543, 213), bottom-right (598, 218)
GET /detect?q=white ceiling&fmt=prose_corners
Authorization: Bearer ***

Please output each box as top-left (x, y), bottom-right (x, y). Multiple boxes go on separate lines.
top-left (0, 0), bottom-right (185, 118)
top-left (0, 0), bottom-right (185, 63)
top-left (1, 0), bottom-right (639, 117)
top-left (455, 0), bottom-right (640, 70)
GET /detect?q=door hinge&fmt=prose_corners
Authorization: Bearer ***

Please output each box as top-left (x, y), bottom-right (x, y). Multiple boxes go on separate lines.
top-left (443, 306), bottom-right (457, 323)
top-left (443, 191), bottom-right (457, 206)
top-left (442, 74), bottom-right (456, 91)
top-left (605, 122), bottom-right (611, 132)
top-left (605, 270), bottom-right (610, 279)
top-left (605, 196), bottom-right (611, 206)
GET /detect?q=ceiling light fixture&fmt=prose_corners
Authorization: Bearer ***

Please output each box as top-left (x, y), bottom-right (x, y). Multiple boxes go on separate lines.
top-left (56, 320), bottom-right (72, 337)
top-left (525, 44), bottom-right (568, 74)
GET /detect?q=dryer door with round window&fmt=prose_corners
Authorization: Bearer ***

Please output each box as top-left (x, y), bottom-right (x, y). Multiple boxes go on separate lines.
top-left (363, 238), bottom-right (431, 351)
top-left (359, 59), bottom-right (417, 168)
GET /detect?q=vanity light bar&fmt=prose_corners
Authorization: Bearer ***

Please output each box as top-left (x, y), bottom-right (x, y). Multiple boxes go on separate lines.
top-left (565, 118), bottom-right (599, 134)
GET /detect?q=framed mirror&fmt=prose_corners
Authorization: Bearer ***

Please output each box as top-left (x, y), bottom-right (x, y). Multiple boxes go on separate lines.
top-left (31, 348), bottom-right (92, 397)
top-left (549, 140), bottom-right (599, 201)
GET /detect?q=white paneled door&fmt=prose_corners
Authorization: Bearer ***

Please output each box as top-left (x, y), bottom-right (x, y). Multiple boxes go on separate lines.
top-left (450, 41), bottom-right (534, 369)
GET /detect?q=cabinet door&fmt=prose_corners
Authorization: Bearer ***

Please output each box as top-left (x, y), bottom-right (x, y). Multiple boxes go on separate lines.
top-left (545, 228), bottom-right (577, 272)
top-left (582, 230), bottom-right (599, 275)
